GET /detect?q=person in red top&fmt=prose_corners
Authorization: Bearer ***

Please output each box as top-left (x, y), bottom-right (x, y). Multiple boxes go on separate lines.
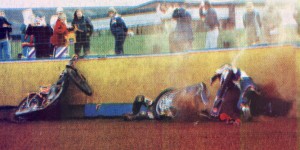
top-left (51, 13), bottom-right (68, 47)
top-left (51, 13), bottom-right (69, 58)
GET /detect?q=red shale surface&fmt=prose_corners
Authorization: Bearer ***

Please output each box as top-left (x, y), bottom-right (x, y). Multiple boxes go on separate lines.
top-left (0, 117), bottom-right (298, 150)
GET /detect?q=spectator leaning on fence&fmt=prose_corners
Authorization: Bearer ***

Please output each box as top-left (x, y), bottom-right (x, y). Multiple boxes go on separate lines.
top-left (51, 13), bottom-right (70, 58)
top-left (26, 13), bottom-right (53, 58)
top-left (171, 4), bottom-right (194, 52)
top-left (108, 7), bottom-right (128, 55)
top-left (50, 7), bottom-right (65, 29)
top-left (0, 10), bottom-right (12, 60)
top-left (20, 9), bottom-right (35, 58)
top-left (200, 1), bottom-right (220, 49)
top-left (20, 23), bottom-right (34, 58)
top-left (72, 9), bottom-right (93, 57)
top-left (243, 2), bottom-right (262, 46)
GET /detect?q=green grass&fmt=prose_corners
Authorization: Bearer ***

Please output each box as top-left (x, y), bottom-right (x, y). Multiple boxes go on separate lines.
top-left (10, 28), bottom-right (300, 59)
top-left (86, 30), bottom-right (245, 56)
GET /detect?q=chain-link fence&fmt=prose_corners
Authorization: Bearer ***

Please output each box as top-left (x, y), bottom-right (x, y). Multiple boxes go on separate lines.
top-left (1, 1), bottom-right (300, 60)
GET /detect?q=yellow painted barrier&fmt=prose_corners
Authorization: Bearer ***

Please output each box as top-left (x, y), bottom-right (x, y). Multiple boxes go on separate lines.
top-left (0, 45), bottom-right (297, 111)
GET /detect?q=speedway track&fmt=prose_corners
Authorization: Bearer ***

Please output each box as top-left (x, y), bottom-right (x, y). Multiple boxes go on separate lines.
top-left (0, 109), bottom-right (298, 150)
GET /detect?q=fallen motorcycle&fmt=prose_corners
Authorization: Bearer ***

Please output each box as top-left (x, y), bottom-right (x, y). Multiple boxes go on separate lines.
top-left (14, 55), bottom-right (92, 121)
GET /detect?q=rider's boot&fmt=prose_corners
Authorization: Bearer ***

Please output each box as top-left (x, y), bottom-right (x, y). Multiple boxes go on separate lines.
top-left (123, 111), bottom-right (150, 121)
top-left (210, 98), bottom-right (223, 117)
top-left (241, 104), bottom-right (252, 121)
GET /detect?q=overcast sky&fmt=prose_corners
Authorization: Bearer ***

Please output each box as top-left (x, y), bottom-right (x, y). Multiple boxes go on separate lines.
top-left (0, 0), bottom-right (152, 8)
top-left (0, 0), bottom-right (297, 8)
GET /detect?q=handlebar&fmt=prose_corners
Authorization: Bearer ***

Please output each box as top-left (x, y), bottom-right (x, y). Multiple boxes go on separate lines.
top-left (67, 55), bottom-right (79, 67)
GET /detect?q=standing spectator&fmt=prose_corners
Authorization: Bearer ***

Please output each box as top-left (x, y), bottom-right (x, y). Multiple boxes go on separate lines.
top-left (51, 13), bottom-right (69, 58)
top-left (243, 2), bottom-right (262, 46)
top-left (20, 24), bottom-right (34, 58)
top-left (171, 4), bottom-right (194, 52)
top-left (294, 6), bottom-right (300, 36)
top-left (50, 7), bottom-right (65, 29)
top-left (108, 7), bottom-right (128, 55)
top-left (72, 9), bottom-right (93, 57)
top-left (20, 9), bottom-right (35, 58)
top-left (200, 1), bottom-right (220, 49)
top-left (26, 14), bottom-right (53, 58)
top-left (156, 3), bottom-right (176, 34)
top-left (0, 10), bottom-right (12, 60)
top-left (262, 4), bottom-right (282, 43)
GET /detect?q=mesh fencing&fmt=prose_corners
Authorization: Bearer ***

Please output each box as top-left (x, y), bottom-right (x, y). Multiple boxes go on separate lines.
top-left (0, 1), bottom-right (299, 60)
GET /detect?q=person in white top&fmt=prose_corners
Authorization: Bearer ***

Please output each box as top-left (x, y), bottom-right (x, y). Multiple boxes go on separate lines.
top-left (156, 3), bottom-right (176, 34)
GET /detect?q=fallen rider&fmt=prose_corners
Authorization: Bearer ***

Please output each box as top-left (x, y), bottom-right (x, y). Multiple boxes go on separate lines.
top-left (124, 83), bottom-right (209, 121)
top-left (210, 64), bottom-right (260, 122)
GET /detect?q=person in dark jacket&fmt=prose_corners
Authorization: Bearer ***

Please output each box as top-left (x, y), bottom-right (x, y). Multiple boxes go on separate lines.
top-left (0, 13), bottom-right (12, 60)
top-left (200, 1), bottom-right (220, 49)
top-left (171, 5), bottom-right (194, 52)
top-left (72, 9), bottom-right (93, 57)
top-left (26, 14), bottom-right (53, 58)
top-left (243, 2), bottom-right (262, 46)
top-left (108, 7), bottom-right (128, 55)
top-left (20, 23), bottom-right (34, 58)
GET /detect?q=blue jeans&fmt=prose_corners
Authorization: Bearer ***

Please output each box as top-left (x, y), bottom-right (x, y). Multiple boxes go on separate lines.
top-left (237, 77), bottom-right (256, 110)
top-left (22, 46), bottom-right (30, 57)
top-left (0, 41), bottom-right (11, 60)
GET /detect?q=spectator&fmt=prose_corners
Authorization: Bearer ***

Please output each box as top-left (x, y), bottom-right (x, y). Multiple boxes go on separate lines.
top-left (20, 9), bottom-right (35, 58)
top-left (294, 6), bottom-right (300, 35)
top-left (0, 10), bottom-right (12, 60)
top-left (20, 24), bottom-right (34, 58)
top-left (72, 9), bottom-right (93, 57)
top-left (156, 3), bottom-right (176, 34)
top-left (171, 5), bottom-right (194, 52)
top-left (200, 1), bottom-right (220, 49)
top-left (51, 13), bottom-right (69, 58)
top-left (243, 2), bottom-right (262, 46)
top-left (262, 4), bottom-right (282, 43)
top-left (108, 7), bottom-right (128, 55)
top-left (26, 14), bottom-right (53, 58)
top-left (50, 7), bottom-right (65, 29)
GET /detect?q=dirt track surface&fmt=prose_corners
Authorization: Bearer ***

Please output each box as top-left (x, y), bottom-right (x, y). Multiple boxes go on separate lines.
top-left (0, 117), bottom-right (298, 150)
